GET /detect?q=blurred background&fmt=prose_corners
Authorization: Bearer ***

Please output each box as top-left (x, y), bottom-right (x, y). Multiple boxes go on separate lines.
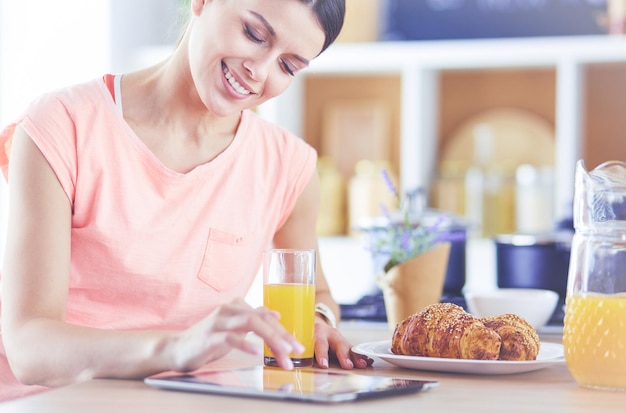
top-left (1, 0), bottom-right (625, 318)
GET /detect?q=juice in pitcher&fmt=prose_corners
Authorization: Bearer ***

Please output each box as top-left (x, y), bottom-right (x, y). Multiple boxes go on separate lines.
top-left (565, 160), bottom-right (626, 390)
top-left (563, 293), bottom-right (626, 390)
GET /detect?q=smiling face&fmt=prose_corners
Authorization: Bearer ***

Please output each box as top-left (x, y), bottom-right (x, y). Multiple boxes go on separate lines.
top-left (186, 0), bottom-right (325, 117)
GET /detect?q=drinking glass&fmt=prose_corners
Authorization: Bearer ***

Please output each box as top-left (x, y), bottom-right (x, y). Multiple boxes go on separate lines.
top-left (263, 249), bottom-right (316, 368)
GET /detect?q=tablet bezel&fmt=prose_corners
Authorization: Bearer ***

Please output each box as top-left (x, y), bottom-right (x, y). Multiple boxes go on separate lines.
top-left (144, 367), bottom-right (438, 404)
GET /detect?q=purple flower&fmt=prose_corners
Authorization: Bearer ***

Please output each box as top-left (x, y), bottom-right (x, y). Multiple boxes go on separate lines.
top-left (381, 169), bottom-right (399, 198)
top-left (363, 169), bottom-right (450, 273)
top-left (400, 230), bottom-right (411, 250)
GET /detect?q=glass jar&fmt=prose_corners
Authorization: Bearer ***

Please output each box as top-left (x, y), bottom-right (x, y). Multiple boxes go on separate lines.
top-left (563, 160), bottom-right (626, 391)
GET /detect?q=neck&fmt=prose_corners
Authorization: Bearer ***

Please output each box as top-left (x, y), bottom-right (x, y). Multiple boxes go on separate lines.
top-left (122, 46), bottom-right (241, 144)
top-left (116, 49), bottom-right (242, 173)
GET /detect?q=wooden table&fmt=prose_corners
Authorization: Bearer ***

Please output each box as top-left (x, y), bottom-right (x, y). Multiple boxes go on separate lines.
top-left (1, 322), bottom-right (625, 412)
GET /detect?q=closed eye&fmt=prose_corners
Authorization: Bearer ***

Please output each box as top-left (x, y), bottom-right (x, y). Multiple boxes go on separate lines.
top-left (244, 23), bottom-right (265, 44)
top-left (280, 58), bottom-right (295, 76)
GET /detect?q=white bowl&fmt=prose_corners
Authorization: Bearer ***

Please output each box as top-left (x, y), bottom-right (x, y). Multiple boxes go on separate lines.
top-left (464, 288), bottom-right (559, 329)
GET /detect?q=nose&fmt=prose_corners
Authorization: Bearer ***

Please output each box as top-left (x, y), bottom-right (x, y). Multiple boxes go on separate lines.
top-left (242, 55), bottom-right (272, 82)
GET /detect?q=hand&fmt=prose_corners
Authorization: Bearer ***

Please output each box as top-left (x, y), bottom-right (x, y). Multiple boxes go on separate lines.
top-left (169, 298), bottom-right (304, 372)
top-left (313, 320), bottom-right (374, 369)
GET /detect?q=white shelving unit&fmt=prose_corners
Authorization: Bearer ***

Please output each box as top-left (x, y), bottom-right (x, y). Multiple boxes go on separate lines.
top-left (258, 35), bottom-right (626, 221)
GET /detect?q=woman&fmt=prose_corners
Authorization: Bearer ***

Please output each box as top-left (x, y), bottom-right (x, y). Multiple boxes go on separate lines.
top-left (0, 0), bottom-right (372, 402)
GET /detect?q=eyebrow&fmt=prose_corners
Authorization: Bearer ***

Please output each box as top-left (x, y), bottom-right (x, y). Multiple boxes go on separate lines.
top-left (249, 10), bottom-right (310, 67)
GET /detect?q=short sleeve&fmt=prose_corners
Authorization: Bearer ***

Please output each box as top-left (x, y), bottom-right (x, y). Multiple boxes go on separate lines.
top-left (0, 92), bottom-right (79, 205)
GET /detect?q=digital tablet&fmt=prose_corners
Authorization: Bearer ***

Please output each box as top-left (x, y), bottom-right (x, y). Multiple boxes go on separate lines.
top-left (144, 367), bottom-right (438, 404)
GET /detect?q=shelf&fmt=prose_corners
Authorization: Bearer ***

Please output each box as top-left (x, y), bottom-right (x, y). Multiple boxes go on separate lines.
top-left (307, 35), bottom-right (626, 72)
top-left (258, 35), bottom-right (626, 222)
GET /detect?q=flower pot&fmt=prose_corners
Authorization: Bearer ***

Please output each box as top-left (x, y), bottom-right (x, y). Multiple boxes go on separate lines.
top-left (359, 209), bottom-right (468, 297)
top-left (376, 242), bottom-right (451, 330)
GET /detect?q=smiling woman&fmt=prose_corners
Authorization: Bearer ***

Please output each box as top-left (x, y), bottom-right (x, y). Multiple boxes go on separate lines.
top-left (0, 0), bottom-right (373, 404)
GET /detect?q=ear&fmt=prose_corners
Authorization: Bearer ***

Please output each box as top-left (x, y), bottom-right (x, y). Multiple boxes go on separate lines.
top-left (190, 0), bottom-right (207, 16)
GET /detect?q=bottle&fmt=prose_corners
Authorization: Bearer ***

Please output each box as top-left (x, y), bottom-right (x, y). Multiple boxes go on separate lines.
top-left (316, 156), bottom-right (346, 236)
top-left (609, 0), bottom-right (626, 35)
top-left (464, 124), bottom-right (492, 237)
top-left (347, 160), bottom-right (398, 236)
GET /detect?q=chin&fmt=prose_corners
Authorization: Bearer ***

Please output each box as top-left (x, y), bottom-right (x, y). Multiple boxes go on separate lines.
top-left (203, 99), bottom-right (248, 118)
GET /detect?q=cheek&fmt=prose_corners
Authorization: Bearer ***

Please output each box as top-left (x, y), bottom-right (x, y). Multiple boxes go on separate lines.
top-left (261, 75), bottom-right (292, 101)
top-left (187, 30), bottom-right (210, 82)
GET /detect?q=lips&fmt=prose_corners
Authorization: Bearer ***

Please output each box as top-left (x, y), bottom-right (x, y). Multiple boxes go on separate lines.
top-left (222, 63), bottom-right (253, 96)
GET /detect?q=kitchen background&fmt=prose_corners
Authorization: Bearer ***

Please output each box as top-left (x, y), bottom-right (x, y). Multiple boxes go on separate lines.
top-left (1, 0), bottom-right (625, 315)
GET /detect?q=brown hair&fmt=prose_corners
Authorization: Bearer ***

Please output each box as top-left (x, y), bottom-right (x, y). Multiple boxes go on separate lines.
top-left (299, 0), bottom-right (346, 54)
top-left (176, 0), bottom-right (345, 54)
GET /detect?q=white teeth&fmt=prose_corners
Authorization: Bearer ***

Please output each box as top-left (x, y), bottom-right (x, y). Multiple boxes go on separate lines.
top-left (223, 67), bottom-right (251, 95)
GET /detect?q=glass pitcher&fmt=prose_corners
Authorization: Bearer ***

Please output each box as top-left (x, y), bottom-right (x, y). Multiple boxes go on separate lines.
top-left (563, 160), bottom-right (626, 391)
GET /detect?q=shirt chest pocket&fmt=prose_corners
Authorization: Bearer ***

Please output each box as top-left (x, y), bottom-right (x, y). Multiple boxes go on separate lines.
top-left (197, 227), bottom-right (262, 292)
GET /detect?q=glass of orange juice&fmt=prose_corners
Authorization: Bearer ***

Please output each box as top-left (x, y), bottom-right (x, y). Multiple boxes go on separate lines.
top-left (263, 249), bottom-right (316, 368)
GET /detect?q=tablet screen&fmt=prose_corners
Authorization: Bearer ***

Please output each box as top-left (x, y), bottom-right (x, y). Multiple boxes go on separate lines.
top-left (145, 367), bottom-right (437, 403)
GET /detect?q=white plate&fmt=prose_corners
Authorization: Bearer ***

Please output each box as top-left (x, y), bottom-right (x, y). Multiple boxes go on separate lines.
top-left (352, 340), bottom-right (564, 375)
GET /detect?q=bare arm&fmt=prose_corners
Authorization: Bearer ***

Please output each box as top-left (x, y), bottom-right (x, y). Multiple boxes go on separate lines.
top-left (272, 169), bottom-right (372, 370)
top-left (1, 128), bottom-right (301, 387)
top-left (271, 170), bottom-right (339, 319)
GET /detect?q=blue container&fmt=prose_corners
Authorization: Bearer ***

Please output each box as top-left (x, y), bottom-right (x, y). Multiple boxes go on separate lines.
top-left (380, 0), bottom-right (607, 41)
top-left (494, 231), bottom-right (572, 325)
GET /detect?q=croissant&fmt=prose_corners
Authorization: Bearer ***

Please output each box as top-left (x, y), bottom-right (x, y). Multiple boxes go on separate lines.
top-left (391, 303), bottom-right (502, 360)
top-left (480, 314), bottom-right (540, 361)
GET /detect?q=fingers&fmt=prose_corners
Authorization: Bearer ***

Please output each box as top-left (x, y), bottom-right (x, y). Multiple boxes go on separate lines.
top-left (351, 351), bottom-right (375, 368)
top-left (313, 323), bottom-right (331, 368)
top-left (186, 300), bottom-right (376, 374)
top-left (233, 302), bottom-right (306, 370)
top-left (248, 306), bottom-right (305, 370)
top-left (333, 343), bottom-right (374, 369)
top-left (315, 324), bottom-right (374, 370)
top-left (180, 300), bottom-right (305, 371)
top-left (329, 336), bottom-right (355, 369)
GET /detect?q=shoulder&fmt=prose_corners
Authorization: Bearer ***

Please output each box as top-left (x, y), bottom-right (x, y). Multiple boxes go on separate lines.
top-left (28, 79), bottom-right (109, 116)
top-left (13, 79), bottom-right (111, 137)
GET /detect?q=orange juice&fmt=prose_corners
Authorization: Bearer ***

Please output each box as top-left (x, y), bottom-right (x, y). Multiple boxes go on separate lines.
top-left (563, 293), bottom-right (626, 390)
top-left (263, 367), bottom-right (314, 393)
top-left (263, 283), bottom-right (315, 367)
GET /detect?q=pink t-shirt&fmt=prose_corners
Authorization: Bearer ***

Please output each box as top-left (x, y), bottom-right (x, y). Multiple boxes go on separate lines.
top-left (0, 78), bottom-right (317, 401)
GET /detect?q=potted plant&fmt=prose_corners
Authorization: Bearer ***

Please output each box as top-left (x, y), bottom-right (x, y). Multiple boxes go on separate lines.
top-left (360, 170), bottom-right (454, 329)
